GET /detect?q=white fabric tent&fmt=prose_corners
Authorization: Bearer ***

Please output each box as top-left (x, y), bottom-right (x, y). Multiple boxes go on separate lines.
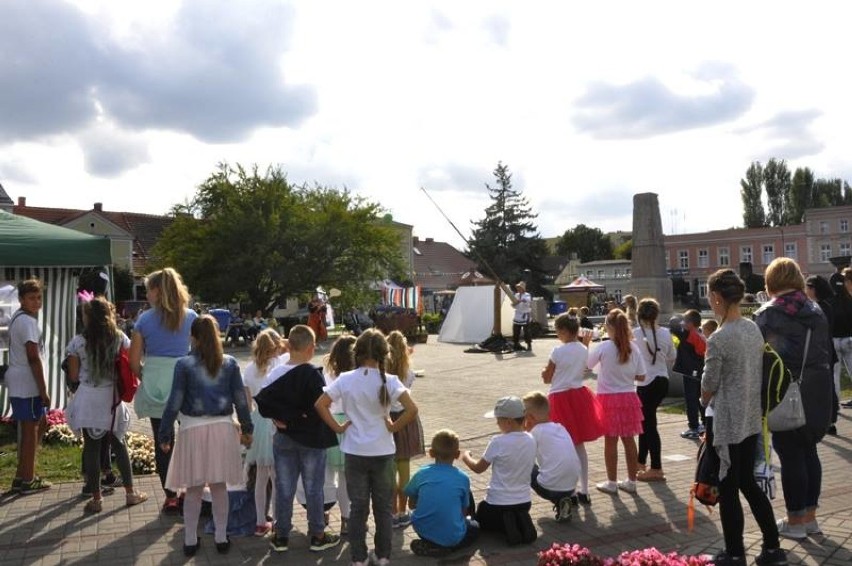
top-left (438, 285), bottom-right (515, 344)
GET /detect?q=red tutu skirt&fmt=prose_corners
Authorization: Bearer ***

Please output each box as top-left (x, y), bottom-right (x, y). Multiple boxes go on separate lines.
top-left (596, 392), bottom-right (644, 437)
top-left (549, 387), bottom-right (605, 444)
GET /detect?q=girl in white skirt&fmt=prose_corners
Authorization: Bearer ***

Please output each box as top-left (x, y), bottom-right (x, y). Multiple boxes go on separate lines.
top-left (159, 315), bottom-right (253, 557)
top-left (243, 328), bottom-right (286, 537)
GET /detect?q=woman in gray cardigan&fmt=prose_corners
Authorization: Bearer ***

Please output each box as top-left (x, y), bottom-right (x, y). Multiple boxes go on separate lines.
top-left (701, 269), bottom-right (786, 566)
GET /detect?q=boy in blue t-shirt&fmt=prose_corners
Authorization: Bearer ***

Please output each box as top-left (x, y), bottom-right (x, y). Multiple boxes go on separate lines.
top-left (405, 429), bottom-right (479, 557)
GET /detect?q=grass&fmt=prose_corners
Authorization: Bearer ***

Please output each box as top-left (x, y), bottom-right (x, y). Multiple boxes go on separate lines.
top-left (0, 423), bottom-right (83, 487)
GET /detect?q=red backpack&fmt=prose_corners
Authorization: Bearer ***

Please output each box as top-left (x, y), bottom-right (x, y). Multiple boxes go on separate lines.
top-left (114, 347), bottom-right (139, 403)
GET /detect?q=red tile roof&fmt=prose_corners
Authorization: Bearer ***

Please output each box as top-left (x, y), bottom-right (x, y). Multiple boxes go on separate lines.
top-left (412, 237), bottom-right (476, 291)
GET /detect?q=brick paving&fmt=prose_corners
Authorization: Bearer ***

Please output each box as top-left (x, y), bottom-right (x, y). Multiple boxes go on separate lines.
top-left (1, 337), bottom-right (850, 565)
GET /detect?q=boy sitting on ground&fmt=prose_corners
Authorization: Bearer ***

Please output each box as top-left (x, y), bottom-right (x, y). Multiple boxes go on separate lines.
top-left (522, 391), bottom-right (581, 522)
top-left (405, 429), bottom-right (479, 557)
top-left (462, 396), bottom-right (537, 546)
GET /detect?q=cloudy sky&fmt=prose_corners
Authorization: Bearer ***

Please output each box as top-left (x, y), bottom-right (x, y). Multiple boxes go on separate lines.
top-left (2, 0), bottom-right (850, 249)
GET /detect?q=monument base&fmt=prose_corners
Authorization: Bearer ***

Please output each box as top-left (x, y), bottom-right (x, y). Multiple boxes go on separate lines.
top-left (629, 277), bottom-right (674, 318)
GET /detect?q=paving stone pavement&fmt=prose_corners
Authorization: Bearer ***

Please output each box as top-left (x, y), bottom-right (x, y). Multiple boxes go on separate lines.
top-left (1, 337), bottom-right (850, 565)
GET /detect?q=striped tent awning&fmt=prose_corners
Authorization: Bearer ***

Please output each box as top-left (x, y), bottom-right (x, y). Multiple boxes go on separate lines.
top-left (381, 285), bottom-right (422, 313)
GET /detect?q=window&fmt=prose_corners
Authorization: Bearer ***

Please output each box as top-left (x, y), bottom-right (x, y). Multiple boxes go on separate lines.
top-left (586, 270), bottom-right (594, 277)
top-left (741, 245), bottom-right (753, 264)
top-left (614, 268), bottom-right (622, 278)
top-left (598, 270), bottom-right (605, 280)
top-left (718, 247), bottom-right (730, 267)
top-left (841, 242), bottom-right (851, 257)
top-left (626, 268), bottom-right (631, 278)
top-left (762, 244), bottom-right (775, 265)
top-left (841, 219), bottom-right (849, 233)
top-left (784, 242), bottom-right (797, 260)
top-left (679, 250), bottom-right (689, 269)
top-left (820, 221), bottom-right (829, 235)
top-left (698, 282), bottom-right (708, 299)
top-left (820, 244), bottom-right (832, 262)
top-left (698, 249), bottom-right (709, 268)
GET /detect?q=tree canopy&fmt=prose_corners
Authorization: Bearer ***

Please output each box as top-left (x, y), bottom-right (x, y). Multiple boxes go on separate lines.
top-left (556, 224), bottom-right (613, 263)
top-left (151, 163), bottom-right (403, 313)
top-left (466, 162), bottom-right (549, 293)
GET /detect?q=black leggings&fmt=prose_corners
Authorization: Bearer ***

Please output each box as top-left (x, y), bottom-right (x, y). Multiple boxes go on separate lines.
top-left (83, 429), bottom-right (133, 494)
top-left (637, 377), bottom-right (668, 470)
top-left (150, 418), bottom-right (177, 498)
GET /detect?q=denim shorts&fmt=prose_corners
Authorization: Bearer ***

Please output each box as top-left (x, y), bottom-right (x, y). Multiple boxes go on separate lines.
top-left (10, 396), bottom-right (46, 422)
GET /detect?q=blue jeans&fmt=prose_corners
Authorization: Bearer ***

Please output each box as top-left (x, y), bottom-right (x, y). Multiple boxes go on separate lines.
top-left (273, 433), bottom-right (327, 537)
top-left (345, 454), bottom-right (395, 563)
top-left (682, 372), bottom-right (705, 430)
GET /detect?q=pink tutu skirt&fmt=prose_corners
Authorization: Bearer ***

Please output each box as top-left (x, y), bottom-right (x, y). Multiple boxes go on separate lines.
top-left (596, 392), bottom-right (644, 437)
top-left (549, 387), bottom-right (605, 444)
top-left (165, 420), bottom-right (244, 490)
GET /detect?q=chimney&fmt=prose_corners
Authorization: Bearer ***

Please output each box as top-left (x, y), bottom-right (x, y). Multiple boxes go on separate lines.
top-left (94, 202), bottom-right (103, 211)
top-left (18, 196), bottom-right (26, 206)
top-left (412, 236), bottom-right (419, 244)
top-left (425, 237), bottom-right (434, 243)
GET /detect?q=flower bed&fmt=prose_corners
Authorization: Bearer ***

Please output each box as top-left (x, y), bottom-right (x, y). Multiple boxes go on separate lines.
top-left (538, 544), bottom-right (712, 566)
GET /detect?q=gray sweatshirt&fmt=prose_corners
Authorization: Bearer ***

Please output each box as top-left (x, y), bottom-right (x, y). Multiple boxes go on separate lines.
top-left (701, 317), bottom-right (764, 479)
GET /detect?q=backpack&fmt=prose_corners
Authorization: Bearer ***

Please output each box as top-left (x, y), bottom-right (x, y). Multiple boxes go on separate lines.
top-left (114, 346), bottom-right (139, 403)
top-left (688, 436), bottom-right (720, 531)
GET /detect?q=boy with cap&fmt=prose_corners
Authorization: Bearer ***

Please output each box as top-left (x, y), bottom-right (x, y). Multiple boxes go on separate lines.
top-left (462, 396), bottom-right (537, 546)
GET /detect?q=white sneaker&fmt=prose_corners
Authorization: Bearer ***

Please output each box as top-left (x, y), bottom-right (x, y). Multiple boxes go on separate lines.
top-left (777, 519), bottom-right (807, 540)
top-left (369, 551), bottom-right (390, 565)
top-left (617, 480), bottom-right (637, 494)
top-left (595, 480), bottom-right (617, 494)
top-left (803, 520), bottom-right (822, 535)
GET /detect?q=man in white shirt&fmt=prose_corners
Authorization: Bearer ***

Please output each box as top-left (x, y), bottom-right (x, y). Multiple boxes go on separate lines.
top-left (512, 282), bottom-right (532, 352)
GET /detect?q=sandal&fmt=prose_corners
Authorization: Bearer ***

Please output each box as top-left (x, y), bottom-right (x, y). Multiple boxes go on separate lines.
top-left (84, 499), bottom-right (103, 513)
top-left (126, 490), bottom-right (149, 507)
top-left (637, 468), bottom-right (666, 482)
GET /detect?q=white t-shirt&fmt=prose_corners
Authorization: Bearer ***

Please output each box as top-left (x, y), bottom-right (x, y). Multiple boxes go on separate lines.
top-left (548, 341), bottom-right (588, 394)
top-left (588, 340), bottom-right (647, 395)
top-left (632, 325), bottom-right (676, 386)
top-left (323, 372), bottom-right (343, 414)
top-left (66, 332), bottom-right (131, 387)
top-left (390, 368), bottom-right (415, 412)
top-left (513, 292), bottom-right (532, 324)
top-left (324, 367), bottom-right (407, 457)
top-left (259, 353), bottom-right (292, 389)
top-left (482, 431), bottom-right (535, 505)
top-left (531, 422), bottom-right (580, 492)
top-left (5, 312), bottom-right (43, 398)
top-left (243, 356), bottom-right (286, 398)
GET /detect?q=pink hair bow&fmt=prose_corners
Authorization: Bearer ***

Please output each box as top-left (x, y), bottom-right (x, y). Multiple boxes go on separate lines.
top-left (77, 290), bottom-right (95, 303)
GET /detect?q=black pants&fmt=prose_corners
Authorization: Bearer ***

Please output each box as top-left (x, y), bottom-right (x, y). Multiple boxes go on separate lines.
top-left (150, 418), bottom-right (177, 498)
top-left (512, 323), bottom-right (531, 349)
top-left (475, 500), bottom-right (533, 536)
top-left (83, 429), bottom-right (133, 494)
top-left (682, 372), bottom-right (705, 430)
top-left (772, 428), bottom-right (822, 516)
top-left (713, 420), bottom-right (779, 557)
top-left (531, 466), bottom-right (573, 504)
top-left (637, 377), bottom-right (668, 469)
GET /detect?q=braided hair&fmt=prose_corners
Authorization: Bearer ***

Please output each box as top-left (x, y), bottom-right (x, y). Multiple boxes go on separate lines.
top-left (354, 329), bottom-right (391, 407)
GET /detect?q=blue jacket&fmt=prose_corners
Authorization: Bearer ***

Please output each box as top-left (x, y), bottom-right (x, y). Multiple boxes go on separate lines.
top-left (159, 352), bottom-right (253, 445)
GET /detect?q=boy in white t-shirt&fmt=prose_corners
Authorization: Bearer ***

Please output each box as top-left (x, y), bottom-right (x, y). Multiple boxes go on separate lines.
top-left (462, 396), bottom-right (537, 546)
top-left (522, 392), bottom-right (581, 523)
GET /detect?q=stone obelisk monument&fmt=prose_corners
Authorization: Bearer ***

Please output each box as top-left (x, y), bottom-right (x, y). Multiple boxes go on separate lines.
top-left (630, 193), bottom-right (673, 315)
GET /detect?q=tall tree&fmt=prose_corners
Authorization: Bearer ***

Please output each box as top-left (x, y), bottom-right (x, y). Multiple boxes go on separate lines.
top-left (763, 158), bottom-right (791, 227)
top-left (556, 224), bottom-right (614, 262)
top-left (151, 163), bottom-right (403, 312)
top-left (741, 161), bottom-right (766, 228)
top-left (467, 162), bottom-right (549, 293)
top-left (812, 178), bottom-right (845, 208)
top-left (787, 167), bottom-right (814, 225)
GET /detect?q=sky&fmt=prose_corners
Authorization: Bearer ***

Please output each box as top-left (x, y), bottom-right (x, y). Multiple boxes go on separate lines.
top-left (2, 0), bottom-right (851, 250)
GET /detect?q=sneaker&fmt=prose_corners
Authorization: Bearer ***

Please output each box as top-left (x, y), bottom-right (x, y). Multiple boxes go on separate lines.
top-left (804, 519), bottom-right (822, 535)
top-left (9, 478), bottom-right (22, 494)
top-left (617, 480), bottom-right (637, 494)
top-left (84, 498), bottom-right (103, 513)
top-left (680, 428), bottom-right (701, 439)
top-left (410, 538), bottom-right (452, 557)
top-left (841, 399), bottom-right (852, 408)
top-left (755, 547), bottom-right (788, 566)
top-left (708, 551), bottom-right (744, 565)
top-left (20, 477), bottom-right (51, 495)
top-left (81, 484), bottom-right (115, 498)
top-left (394, 512), bottom-right (411, 528)
top-left (125, 490), bottom-right (148, 507)
top-left (270, 536), bottom-right (289, 552)
top-left (309, 532), bottom-right (341, 552)
top-left (569, 494), bottom-right (579, 507)
top-left (697, 423), bottom-right (706, 434)
top-left (595, 480), bottom-right (617, 495)
top-left (369, 551), bottom-right (390, 565)
top-left (555, 496), bottom-right (573, 522)
top-left (576, 492), bottom-right (592, 506)
top-left (254, 522), bottom-right (273, 537)
top-left (776, 518), bottom-right (807, 540)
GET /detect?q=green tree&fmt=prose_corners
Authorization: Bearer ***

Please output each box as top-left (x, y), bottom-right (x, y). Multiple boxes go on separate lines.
top-left (764, 158), bottom-right (791, 227)
top-left (812, 178), bottom-right (845, 208)
top-left (741, 161), bottom-right (766, 228)
top-left (787, 167), bottom-right (814, 225)
top-left (613, 239), bottom-right (633, 260)
top-left (151, 163), bottom-right (403, 313)
top-left (467, 162), bottom-right (549, 294)
top-left (555, 224), bottom-right (613, 262)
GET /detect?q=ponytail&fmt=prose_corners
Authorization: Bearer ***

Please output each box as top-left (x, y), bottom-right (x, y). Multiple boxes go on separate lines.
top-left (191, 315), bottom-right (224, 377)
top-left (606, 309), bottom-right (632, 364)
top-left (354, 329), bottom-right (391, 407)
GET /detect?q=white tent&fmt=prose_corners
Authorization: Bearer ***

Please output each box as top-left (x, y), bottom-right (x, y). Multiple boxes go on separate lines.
top-left (438, 285), bottom-right (515, 344)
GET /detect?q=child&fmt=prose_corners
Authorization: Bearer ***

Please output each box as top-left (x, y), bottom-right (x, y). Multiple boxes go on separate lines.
top-left (522, 392), bottom-right (580, 522)
top-left (315, 329), bottom-right (418, 566)
top-left (588, 309), bottom-right (647, 495)
top-left (542, 314), bottom-right (603, 505)
top-left (386, 330), bottom-right (425, 528)
top-left (66, 297), bottom-right (149, 512)
top-left (701, 319), bottom-right (718, 336)
top-left (6, 279), bottom-right (51, 494)
top-left (405, 429), bottom-right (479, 557)
top-left (242, 328), bottom-right (286, 536)
top-left (254, 325), bottom-right (341, 554)
top-left (462, 396), bottom-right (537, 546)
top-left (158, 315), bottom-right (254, 556)
top-left (671, 309), bottom-right (707, 439)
